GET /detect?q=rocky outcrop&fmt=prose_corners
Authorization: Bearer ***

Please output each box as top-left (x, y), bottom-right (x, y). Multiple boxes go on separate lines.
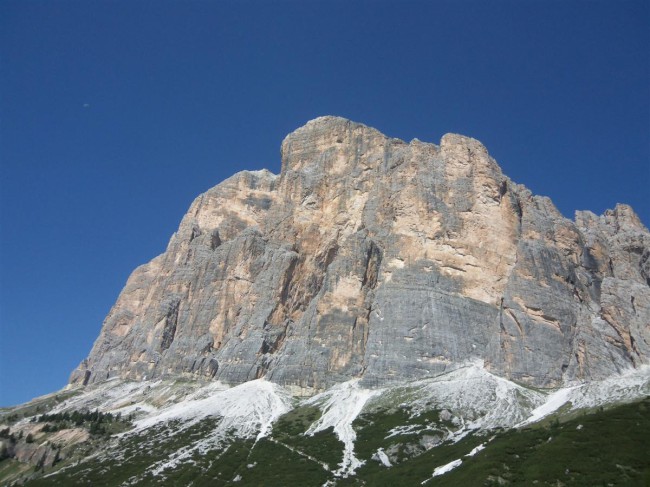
top-left (70, 116), bottom-right (650, 391)
top-left (0, 429), bottom-right (64, 468)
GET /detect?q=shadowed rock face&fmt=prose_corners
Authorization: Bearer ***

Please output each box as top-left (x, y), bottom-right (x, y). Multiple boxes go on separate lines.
top-left (70, 116), bottom-right (650, 391)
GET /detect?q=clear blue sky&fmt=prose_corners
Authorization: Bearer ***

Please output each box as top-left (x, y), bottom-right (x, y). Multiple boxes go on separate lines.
top-left (1, 0), bottom-right (648, 406)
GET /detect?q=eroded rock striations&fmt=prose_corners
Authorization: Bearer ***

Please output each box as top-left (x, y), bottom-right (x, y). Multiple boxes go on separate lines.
top-left (70, 116), bottom-right (650, 391)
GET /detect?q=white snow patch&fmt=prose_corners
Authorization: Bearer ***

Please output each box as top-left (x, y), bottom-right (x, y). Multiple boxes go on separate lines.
top-left (49, 380), bottom-right (161, 416)
top-left (433, 458), bottom-right (462, 476)
top-left (134, 379), bottom-right (291, 441)
top-left (465, 443), bottom-right (485, 456)
top-left (386, 360), bottom-right (650, 440)
top-left (567, 365), bottom-right (650, 410)
top-left (373, 448), bottom-right (392, 467)
top-left (422, 458), bottom-right (463, 483)
top-left (518, 386), bottom-right (579, 426)
top-left (135, 379), bottom-right (292, 476)
top-left (386, 424), bottom-right (425, 438)
top-left (518, 365), bottom-right (650, 427)
top-left (387, 360), bottom-right (545, 439)
top-left (306, 379), bottom-right (382, 477)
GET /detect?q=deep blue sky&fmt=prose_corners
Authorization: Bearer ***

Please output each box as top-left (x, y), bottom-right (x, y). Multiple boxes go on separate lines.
top-left (1, 0), bottom-right (648, 406)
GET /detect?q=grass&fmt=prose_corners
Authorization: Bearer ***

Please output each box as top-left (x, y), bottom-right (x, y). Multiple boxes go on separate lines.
top-left (12, 397), bottom-right (650, 487)
top-left (22, 418), bottom-right (222, 486)
top-left (347, 397), bottom-right (650, 486)
top-left (432, 397), bottom-right (650, 486)
top-left (0, 458), bottom-right (35, 485)
top-left (353, 405), bottom-right (452, 462)
top-left (270, 405), bottom-right (344, 468)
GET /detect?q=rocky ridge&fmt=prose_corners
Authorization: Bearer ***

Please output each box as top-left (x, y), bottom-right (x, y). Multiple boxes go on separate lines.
top-left (70, 116), bottom-right (650, 392)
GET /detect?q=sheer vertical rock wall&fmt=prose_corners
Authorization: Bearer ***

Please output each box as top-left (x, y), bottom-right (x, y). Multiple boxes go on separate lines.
top-left (70, 117), bottom-right (650, 391)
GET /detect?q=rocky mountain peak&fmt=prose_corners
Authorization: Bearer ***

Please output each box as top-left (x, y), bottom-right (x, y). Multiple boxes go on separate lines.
top-left (70, 117), bottom-right (650, 394)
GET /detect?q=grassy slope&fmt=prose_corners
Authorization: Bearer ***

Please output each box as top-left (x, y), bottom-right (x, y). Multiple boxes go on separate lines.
top-left (7, 397), bottom-right (650, 486)
top-left (345, 397), bottom-right (650, 486)
top-left (433, 398), bottom-right (650, 487)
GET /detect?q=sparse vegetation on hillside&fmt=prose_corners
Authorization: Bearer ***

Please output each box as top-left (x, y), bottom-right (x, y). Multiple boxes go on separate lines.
top-left (5, 398), bottom-right (648, 486)
top-left (34, 410), bottom-right (129, 436)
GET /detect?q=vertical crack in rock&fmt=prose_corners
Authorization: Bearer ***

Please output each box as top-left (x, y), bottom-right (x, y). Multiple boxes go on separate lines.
top-left (356, 240), bottom-right (382, 375)
top-left (498, 297), bottom-right (505, 329)
top-left (640, 249), bottom-right (650, 287)
top-left (160, 301), bottom-right (180, 352)
top-left (189, 225), bottom-right (201, 243)
top-left (210, 230), bottom-right (221, 250)
top-left (504, 308), bottom-right (524, 336)
top-left (278, 255), bottom-right (299, 308)
top-left (498, 180), bottom-right (508, 204)
top-left (361, 240), bottom-right (382, 290)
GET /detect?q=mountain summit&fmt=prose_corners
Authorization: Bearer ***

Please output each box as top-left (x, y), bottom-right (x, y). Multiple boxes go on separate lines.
top-left (4, 118), bottom-right (649, 486)
top-left (71, 116), bottom-right (650, 392)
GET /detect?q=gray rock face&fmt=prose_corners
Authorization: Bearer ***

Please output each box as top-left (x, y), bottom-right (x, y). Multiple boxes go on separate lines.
top-left (1, 435), bottom-right (61, 468)
top-left (70, 116), bottom-right (650, 391)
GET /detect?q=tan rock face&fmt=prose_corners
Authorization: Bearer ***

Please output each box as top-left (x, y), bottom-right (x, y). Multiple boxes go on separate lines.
top-left (70, 116), bottom-right (650, 390)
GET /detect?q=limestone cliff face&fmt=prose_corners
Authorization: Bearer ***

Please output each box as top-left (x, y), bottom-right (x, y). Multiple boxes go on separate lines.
top-left (70, 117), bottom-right (650, 391)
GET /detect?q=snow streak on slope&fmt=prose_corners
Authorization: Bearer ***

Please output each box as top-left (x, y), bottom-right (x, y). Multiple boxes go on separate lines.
top-left (131, 379), bottom-right (292, 477)
top-left (52, 379), bottom-right (162, 416)
top-left (55, 378), bottom-right (294, 442)
top-left (32, 361), bottom-right (648, 483)
top-left (369, 360), bottom-right (545, 437)
top-left (421, 458), bottom-right (463, 484)
top-left (567, 364), bottom-right (650, 409)
top-left (45, 378), bottom-right (293, 479)
top-left (305, 379), bottom-right (382, 477)
top-left (376, 361), bottom-right (649, 435)
top-left (133, 379), bottom-right (292, 440)
top-left (465, 443), bottom-right (486, 456)
top-left (518, 364), bottom-right (650, 426)
top-left (518, 387), bottom-right (580, 426)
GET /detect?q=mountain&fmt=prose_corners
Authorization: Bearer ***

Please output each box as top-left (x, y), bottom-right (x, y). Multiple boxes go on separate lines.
top-left (70, 116), bottom-right (650, 391)
top-left (2, 117), bottom-right (649, 486)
